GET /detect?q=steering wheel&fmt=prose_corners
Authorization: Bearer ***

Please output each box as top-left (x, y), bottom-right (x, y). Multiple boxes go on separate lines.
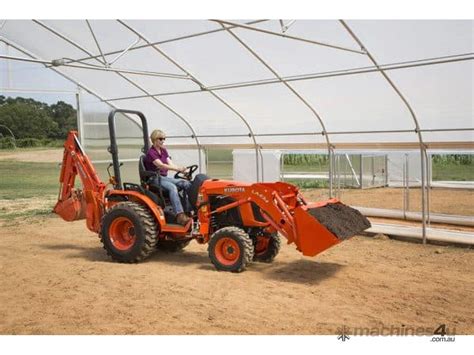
top-left (174, 164), bottom-right (198, 180)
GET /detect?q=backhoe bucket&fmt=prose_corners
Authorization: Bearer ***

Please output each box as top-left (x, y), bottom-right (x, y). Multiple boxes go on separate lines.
top-left (293, 200), bottom-right (371, 257)
top-left (53, 190), bottom-right (87, 221)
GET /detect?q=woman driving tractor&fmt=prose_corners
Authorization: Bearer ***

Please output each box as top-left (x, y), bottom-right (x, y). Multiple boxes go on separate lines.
top-left (143, 129), bottom-right (192, 226)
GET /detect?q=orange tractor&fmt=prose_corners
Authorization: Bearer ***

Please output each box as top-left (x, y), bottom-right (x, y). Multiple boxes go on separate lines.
top-left (54, 109), bottom-right (370, 272)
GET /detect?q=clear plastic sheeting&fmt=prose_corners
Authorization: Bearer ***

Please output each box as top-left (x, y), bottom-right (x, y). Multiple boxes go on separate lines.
top-left (1, 19), bottom-right (472, 148)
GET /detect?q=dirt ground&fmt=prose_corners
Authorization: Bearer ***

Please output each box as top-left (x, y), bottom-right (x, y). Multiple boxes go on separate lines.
top-left (0, 215), bottom-right (473, 335)
top-left (0, 148), bottom-right (63, 163)
top-left (1, 148), bottom-right (473, 335)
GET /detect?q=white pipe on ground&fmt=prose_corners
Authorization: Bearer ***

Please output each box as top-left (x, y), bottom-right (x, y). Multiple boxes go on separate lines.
top-left (355, 206), bottom-right (474, 227)
top-left (367, 223), bottom-right (474, 245)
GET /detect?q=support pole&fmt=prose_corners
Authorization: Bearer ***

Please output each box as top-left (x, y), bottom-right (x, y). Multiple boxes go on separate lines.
top-left (340, 20), bottom-right (428, 244)
top-left (421, 147), bottom-right (427, 244)
top-left (75, 88), bottom-right (84, 145)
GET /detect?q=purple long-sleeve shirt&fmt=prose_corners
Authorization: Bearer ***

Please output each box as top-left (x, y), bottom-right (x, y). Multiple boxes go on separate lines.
top-left (144, 146), bottom-right (170, 176)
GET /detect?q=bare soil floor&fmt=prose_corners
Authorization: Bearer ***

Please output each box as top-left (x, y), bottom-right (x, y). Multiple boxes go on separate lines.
top-left (1, 148), bottom-right (473, 334)
top-left (0, 216), bottom-right (473, 335)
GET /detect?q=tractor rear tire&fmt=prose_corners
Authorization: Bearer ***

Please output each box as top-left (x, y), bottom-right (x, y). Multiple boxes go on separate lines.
top-left (253, 232), bottom-right (281, 263)
top-left (156, 239), bottom-right (191, 252)
top-left (208, 226), bottom-right (254, 272)
top-left (100, 202), bottom-right (158, 263)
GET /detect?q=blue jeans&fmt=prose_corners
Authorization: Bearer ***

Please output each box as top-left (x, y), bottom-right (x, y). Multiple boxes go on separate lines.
top-left (157, 176), bottom-right (192, 215)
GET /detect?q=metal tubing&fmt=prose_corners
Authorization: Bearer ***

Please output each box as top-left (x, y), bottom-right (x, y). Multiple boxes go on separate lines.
top-left (0, 53), bottom-right (192, 80)
top-left (0, 86), bottom-right (78, 94)
top-left (406, 154), bottom-right (410, 213)
top-left (67, 20), bottom-right (269, 65)
top-left (52, 124), bottom-right (472, 138)
top-left (425, 150), bottom-right (431, 226)
top-left (0, 37), bottom-right (142, 131)
top-left (340, 20), bottom-right (428, 244)
top-left (102, 53), bottom-right (474, 102)
top-left (258, 145), bottom-right (265, 181)
top-left (30, 20), bottom-right (204, 171)
top-left (107, 37), bottom-right (141, 66)
top-left (85, 20), bottom-right (107, 65)
top-left (117, 19), bottom-right (262, 182)
top-left (60, 61), bottom-right (191, 79)
top-left (402, 155), bottom-right (407, 219)
top-left (76, 88), bottom-right (84, 145)
top-left (0, 54), bottom-right (51, 64)
top-left (367, 222), bottom-right (474, 245)
top-left (329, 148), bottom-right (334, 197)
top-left (213, 20), bottom-right (366, 55)
top-left (220, 23), bottom-right (333, 190)
top-left (5, 43), bottom-right (11, 87)
top-left (81, 127), bottom-right (471, 139)
top-left (281, 20), bottom-right (296, 33)
top-left (32, 20), bottom-right (108, 65)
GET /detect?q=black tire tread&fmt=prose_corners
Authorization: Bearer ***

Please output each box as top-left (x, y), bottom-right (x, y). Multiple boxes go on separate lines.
top-left (208, 226), bottom-right (254, 272)
top-left (253, 233), bottom-right (281, 263)
top-left (99, 202), bottom-right (158, 263)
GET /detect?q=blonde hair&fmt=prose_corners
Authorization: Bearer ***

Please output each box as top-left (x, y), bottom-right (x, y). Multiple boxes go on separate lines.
top-left (150, 129), bottom-right (166, 143)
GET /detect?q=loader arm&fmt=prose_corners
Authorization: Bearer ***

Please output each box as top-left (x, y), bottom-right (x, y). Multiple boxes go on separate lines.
top-left (200, 180), bottom-right (370, 257)
top-left (54, 131), bottom-right (107, 233)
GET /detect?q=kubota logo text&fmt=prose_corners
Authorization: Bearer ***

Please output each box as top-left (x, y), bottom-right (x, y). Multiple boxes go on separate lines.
top-left (224, 187), bottom-right (245, 193)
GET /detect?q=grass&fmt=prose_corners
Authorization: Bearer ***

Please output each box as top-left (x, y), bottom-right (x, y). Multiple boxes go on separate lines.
top-left (284, 178), bottom-right (329, 189)
top-left (0, 161), bottom-right (61, 199)
top-left (432, 162), bottom-right (474, 181)
top-left (282, 163), bottom-right (329, 173)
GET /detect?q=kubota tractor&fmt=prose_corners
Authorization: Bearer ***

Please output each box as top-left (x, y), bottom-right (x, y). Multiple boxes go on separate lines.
top-left (54, 109), bottom-right (370, 272)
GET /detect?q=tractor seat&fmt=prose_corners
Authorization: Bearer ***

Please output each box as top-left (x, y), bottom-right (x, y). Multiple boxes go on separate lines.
top-left (138, 155), bottom-right (169, 198)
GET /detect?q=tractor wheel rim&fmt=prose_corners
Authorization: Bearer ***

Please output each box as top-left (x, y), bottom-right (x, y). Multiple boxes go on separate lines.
top-left (109, 217), bottom-right (136, 251)
top-left (214, 237), bottom-right (241, 266)
top-left (255, 236), bottom-right (270, 255)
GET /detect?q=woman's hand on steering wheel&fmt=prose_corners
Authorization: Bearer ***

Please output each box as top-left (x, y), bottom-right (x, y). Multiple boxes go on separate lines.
top-left (174, 164), bottom-right (198, 180)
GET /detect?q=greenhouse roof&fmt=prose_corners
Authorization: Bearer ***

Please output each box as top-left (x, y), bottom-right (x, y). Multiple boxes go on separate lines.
top-left (0, 19), bottom-right (473, 150)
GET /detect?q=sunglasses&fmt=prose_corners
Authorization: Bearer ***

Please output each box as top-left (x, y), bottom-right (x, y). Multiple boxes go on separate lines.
top-left (157, 137), bottom-right (166, 141)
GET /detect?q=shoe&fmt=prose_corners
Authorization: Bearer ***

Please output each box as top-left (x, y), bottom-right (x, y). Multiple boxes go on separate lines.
top-left (176, 212), bottom-right (191, 226)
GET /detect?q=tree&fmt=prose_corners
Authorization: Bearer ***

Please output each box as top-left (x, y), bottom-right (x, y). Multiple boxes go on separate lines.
top-left (49, 101), bottom-right (77, 138)
top-left (0, 96), bottom-right (77, 140)
top-left (0, 100), bottom-right (58, 139)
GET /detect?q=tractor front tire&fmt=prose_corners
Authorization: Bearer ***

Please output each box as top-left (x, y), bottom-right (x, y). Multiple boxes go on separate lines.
top-left (100, 202), bottom-right (158, 263)
top-left (208, 227), bottom-right (254, 272)
top-left (253, 232), bottom-right (281, 263)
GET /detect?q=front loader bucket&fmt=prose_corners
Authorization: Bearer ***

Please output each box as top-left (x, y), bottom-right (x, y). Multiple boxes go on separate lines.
top-left (293, 201), bottom-right (371, 257)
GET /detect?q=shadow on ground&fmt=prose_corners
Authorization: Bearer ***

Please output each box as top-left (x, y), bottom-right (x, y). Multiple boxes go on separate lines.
top-left (41, 242), bottom-right (210, 265)
top-left (41, 243), bottom-right (109, 262)
top-left (41, 243), bottom-right (344, 284)
top-left (261, 259), bottom-right (345, 285)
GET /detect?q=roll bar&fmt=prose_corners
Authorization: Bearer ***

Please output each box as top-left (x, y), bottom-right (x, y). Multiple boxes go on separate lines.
top-left (108, 109), bottom-right (150, 189)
